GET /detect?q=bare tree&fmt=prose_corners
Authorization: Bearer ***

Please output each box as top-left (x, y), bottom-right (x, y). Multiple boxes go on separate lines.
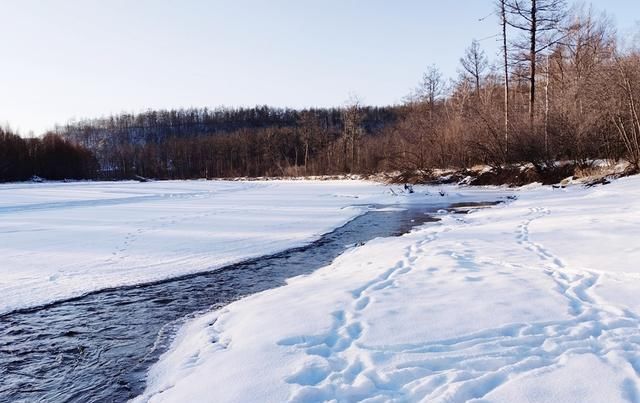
top-left (497, 0), bottom-right (510, 157)
top-left (505, 0), bottom-right (568, 131)
top-left (341, 96), bottom-right (365, 173)
top-left (550, 7), bottom-right (615, 163)
top-left (298, 111), bottom-right (321, 171)
top-left (460, 39), bottom-right (489, 100)
top-left (608, 51), bottom-right (640, 170)
top-left (410, 65), bottom-right (445, 122)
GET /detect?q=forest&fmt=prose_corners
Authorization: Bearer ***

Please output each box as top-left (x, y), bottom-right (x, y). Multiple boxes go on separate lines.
top-left (2, 0), bottom-right (640, 183)
top-left (0, 130), bottom-right (97, 182)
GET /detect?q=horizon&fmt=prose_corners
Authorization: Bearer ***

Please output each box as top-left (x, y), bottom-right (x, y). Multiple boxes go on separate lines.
top-left (2, 0), bottom-right (638, 136)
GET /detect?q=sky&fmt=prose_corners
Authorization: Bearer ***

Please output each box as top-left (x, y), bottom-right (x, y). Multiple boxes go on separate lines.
top-left (1, 0), bottom-right (638, 135)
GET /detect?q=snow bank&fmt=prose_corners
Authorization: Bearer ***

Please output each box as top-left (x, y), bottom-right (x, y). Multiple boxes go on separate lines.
top-left (135, 176), bottom-right (640, 402)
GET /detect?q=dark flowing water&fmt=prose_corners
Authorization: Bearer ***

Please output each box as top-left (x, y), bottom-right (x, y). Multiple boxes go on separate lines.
top-left (0, 201), bottom-right (475, 403)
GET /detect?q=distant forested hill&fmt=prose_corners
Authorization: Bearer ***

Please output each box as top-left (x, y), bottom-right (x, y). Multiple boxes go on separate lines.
top-left (54, 105), bottom-right (403, 179)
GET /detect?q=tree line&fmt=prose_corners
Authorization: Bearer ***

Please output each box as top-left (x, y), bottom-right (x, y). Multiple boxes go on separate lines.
top-left (0, 129), bottom-right (97, 182)
top-left (380, 0), bottom-right (640, 180)
top-left (54, 105), bottom-right (401, 179)
top-left (4, 0), bottom-right (640, 183)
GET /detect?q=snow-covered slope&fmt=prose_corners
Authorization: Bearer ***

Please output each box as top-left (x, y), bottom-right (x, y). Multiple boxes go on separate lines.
top-left (135, 176), bottom-right (640, 403)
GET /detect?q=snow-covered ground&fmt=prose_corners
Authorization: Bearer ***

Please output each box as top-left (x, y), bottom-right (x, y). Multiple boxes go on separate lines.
top-left (135, 176), bottom-right (640, 403)
top-left (0, 180), bottom-right (496, 315)
top-left (0, 180), bottom-right (376, 314)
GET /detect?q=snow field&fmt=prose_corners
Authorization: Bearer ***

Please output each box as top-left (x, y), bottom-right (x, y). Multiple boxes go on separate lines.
top-left (0, 180), bottom-right (411, 314)
top-left (136, 176), bottom-right (640, 402)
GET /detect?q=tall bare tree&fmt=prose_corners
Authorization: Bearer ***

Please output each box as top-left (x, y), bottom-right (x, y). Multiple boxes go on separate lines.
top-left (411, 65), bottom-right (445, 121)
top-left (608, 51), bottom-right (640, 170)
top-left (505, 0), bottom-right (568, 131)
top-left (298, 111), bottom-right (321, 170)
top-left (341, 96), bottom-right (365, 173)
top-left (550, 7), bottom-right (615, 162)
top-left (460, 39), bottom-right (489, 100)
top-left (498, 0), bottom-right (510, 157)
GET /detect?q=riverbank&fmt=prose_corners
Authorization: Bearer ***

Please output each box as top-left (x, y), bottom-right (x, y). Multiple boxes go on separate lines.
top-left (0, 181), bottom-right (377, 314)
top-left (0, 180), bottom-right (502, 315)
top-left (4, 199), bottom-right (489, 402)
top-left (136, 175), bottom-right (640, 402)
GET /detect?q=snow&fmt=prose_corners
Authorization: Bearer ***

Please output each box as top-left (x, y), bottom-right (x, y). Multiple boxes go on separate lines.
top-left (0, 180), bottom-right (376, 314)
top-left (134, 176), bottom-right (640, 402)
top-left (0, 180), bottom-right (497, 315)
top-left (482, 353), bottom-right (636, 403)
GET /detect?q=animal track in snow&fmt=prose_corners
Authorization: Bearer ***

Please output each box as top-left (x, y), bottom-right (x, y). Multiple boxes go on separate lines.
top-left (279, 208), bottom-right (640, 402)
top-left (104, 211), bottom-right (222, 264)
top-left (282, 232), bottom-right (443, 401)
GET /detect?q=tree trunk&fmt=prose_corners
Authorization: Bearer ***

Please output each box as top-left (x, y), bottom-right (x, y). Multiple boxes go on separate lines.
top-left (529, 0), bottom-right (537, 132)
top-left (501, 0), bottom-right (510, 158)
top-left (544, 54), bottom-right (550, 156)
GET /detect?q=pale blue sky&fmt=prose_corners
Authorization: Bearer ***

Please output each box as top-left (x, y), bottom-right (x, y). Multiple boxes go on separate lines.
top-left (1, 0), bottom-right (638, 135)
